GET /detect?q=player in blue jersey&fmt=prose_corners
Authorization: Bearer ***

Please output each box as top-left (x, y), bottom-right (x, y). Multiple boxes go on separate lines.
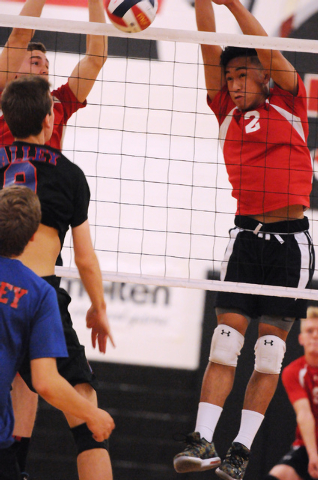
top-left (0, 185), bottom-right (114, 480)
top-left (0, 75), bottom-right (115, 480)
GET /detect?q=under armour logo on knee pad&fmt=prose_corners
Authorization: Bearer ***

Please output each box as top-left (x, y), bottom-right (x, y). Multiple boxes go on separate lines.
top-left (264, 340), bottom-right (274, 346)
top-left (221, 329), bottom-right (231, 336)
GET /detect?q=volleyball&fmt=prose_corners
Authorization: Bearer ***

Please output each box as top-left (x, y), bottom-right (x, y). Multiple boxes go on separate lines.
top-left (105, 0), bottom-right (158, 33)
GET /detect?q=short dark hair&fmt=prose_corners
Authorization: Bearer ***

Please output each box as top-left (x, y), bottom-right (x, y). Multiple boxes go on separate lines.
top-left (27, 41), bottom-right (47, 54)
top-left (0, 186), bottom-right (41, 257)
top-left (1, 75), bottom-right (52, 138)
top-left (220, 46), bottom-right (261, 69)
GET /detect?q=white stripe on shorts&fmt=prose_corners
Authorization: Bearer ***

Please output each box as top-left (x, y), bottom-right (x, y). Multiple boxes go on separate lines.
top-left (294, 231), bottom-right (312, 289)
top-left (220, 227), bottom-right (240, 281)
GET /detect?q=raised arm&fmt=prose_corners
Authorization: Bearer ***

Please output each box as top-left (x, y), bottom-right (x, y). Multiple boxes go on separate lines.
top-left (213, 0), bottom-right (298, 94)
top-left (68, 0), bottom-right (108, 103)
top-left (293, 398), bottom-right (318, 479)
top-left (0, 0), bottom-right (47, 90)
top-left (195, 0), bottom-right (224, 101)
top-left (72, 220), bottom-right (115, 353)
top-left (31, 357), bottom-right (115, 441)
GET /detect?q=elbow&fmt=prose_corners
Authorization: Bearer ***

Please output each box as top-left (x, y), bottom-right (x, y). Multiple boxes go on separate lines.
top-left (32, 378), bottom-right (52, 399)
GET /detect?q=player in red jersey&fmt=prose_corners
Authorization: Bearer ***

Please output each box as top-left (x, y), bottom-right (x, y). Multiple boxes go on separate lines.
top-left (0, 0), bottom-right (107, 150)
top-left (173, 1), bottom-right (314, 480)
top-left (265, 307), bottom-right (318, 480)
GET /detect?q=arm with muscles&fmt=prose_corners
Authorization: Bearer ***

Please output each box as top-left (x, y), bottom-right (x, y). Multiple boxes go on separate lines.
top-left (0, 0), bottom-right (47, 90)
top-left (72, 220), bottom-right (115, 353)
top-left (213, 0), bottom-right (298, 94)
top-left (68, 0), bottom-right (107, 103)
top-left (293, 398), bottom-right (318, 479)
top-left (195, 0), bottom-right (224, 101)
top-left (31, 357), bottom-right (114, 441)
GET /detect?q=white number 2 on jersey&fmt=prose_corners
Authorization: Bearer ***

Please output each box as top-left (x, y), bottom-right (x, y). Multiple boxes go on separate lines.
top-left (244, 110), bottom-right (260, 134)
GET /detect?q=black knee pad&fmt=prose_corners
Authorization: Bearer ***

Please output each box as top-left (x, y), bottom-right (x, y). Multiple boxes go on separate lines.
top-left (264, 475), bottom-right (280, 480)
top-left (70, 423), bottom-right (109, 456)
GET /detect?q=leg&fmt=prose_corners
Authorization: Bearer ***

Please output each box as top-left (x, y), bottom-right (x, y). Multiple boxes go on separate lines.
top-left (173, 313), bottom-right (248, 474)
top-left (243, 323), bottom-right (289, 414)
top-left (216, 324), bottom-right (289, 480)
top-left (11, 375), bottom-right (38, 438)
top-left (11, 374), bottom-right (38, 475)
top-left (268, 465), bottom-right (302, 480)
top-left (63, 382), bottom-right (112, 480)
top-left (200, 312), bottom-right (248, 406)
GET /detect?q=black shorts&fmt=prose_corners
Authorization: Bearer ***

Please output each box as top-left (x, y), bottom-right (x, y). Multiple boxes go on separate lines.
top-left (19, 275), bottom-right (99, 392)
top-left (277, 445), bottom-right (312, 480)
top-left (0, 444), bottom-right (20, 480)
top-left (216, 216), bottom-right (315, 319)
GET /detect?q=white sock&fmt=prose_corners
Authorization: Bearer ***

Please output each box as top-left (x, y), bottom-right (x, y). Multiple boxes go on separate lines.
top-left (234, 409), bottom-right (264, 450)
top-left (194, 402), bottom-right (223, 442)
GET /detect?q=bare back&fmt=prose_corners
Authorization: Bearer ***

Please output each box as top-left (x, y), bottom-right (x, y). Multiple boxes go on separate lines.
top-left (19, 224), bottom-right (61, 277)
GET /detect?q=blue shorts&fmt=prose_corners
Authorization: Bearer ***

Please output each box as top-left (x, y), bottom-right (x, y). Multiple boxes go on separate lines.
top-left (215, 216), bottom-right (315, 320)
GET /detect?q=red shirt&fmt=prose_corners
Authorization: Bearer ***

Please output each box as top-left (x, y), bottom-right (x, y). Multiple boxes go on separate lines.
top-left (282, 356), bottom-right (318, 446)
top-left (0, 82), bottom-right (86, 150)
top-left (208, 75), bottom-right (312, 215)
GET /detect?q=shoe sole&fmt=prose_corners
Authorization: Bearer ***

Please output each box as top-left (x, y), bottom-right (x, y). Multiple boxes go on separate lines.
top-left (216, 467), bottom-right (238, 480)
top-left (174, 456), bottom-right (221, 473)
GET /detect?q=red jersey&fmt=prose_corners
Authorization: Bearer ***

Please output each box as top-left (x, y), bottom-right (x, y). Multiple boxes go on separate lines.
top-left (282, 356), bottom-right (318, 447)
top-left (0, 82), bottom-right (86, 150)
top-left (208, 75), bottom-right (313, 215)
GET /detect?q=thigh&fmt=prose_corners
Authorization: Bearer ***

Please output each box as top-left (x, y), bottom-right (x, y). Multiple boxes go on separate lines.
top-left (277, 446), bottom-right (312, 480)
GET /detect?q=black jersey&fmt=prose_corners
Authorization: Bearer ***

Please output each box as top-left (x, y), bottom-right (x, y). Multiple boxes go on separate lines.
top-left (0, 141), bottom-right (90, 247)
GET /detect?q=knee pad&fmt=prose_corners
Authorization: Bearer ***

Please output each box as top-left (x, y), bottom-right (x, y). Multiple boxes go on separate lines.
top-left (254, 335), bottom-right (286, 374)
top-left (264, 476), bottom-right (280, 480)
top-left (209, 325), bottom-right (244, 367)
top-left (71, 423), bottom-right (109, 456)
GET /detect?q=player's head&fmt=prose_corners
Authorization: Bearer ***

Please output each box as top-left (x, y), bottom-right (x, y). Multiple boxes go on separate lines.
top-left (1, 75), bottom-right (54, 140)
top-left (220, 46), bottom-right (270, 111)
top-left (299, 307), bottom-right (318, 358)
top-left (0, 185), bottom-right (41, 257)
top-left (17, 41), bottom-right (49, 78)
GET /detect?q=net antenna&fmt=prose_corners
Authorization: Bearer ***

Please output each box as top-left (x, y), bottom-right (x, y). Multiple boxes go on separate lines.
top-left (1, 14), bottom-right (318, 300)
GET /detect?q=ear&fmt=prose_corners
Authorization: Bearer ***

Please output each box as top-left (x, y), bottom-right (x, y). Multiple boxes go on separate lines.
top-left (42, 113), bottom-right (51, 130)
top-left (29, 233), bottom-right (36, 243)
top-left (298, 332), bottom-right (304, 347)
top-left (262, 70), bottom-right (270, 85)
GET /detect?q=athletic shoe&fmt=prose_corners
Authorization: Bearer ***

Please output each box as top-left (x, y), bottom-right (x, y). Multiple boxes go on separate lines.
top-left (216, 442), bottom-right (250, 480)
top-left (173, 431), bottom-right (221, 473)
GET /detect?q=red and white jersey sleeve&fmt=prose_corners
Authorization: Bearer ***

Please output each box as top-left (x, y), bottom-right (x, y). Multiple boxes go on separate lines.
top-left (49, 82), bottom-right (86, 150)
top-left (208, 75), bottom-right (313, 215)
top-left (282, 356), bottom-right (318, 446)
top-left (0, 82), bottom-right (86, 150)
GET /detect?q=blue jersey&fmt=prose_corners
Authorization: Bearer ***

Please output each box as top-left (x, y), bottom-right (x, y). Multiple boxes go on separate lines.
top-left (0, 256), bottom-right (68, 449)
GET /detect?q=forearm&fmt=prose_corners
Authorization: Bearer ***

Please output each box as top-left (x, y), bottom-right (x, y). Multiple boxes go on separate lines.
top-left (36, 372), bottom-right (98, 424)
top-left (86, 0), bottom-right (108, 67)
top-left (297, 411), bottom-right (318, 459)
top-left (196, 0), bottom-right (217, 33)
top-left (9, 0), bottom-right (47, 44)
top-left (75, 252), bottom-right (106, 312)
top-left (225, 0), bottom-right (267, 37)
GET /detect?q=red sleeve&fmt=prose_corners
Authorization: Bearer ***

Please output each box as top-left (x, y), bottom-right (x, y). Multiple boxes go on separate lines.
top-left (51, 82), bottom-right (87, 123)
top-left (282, 361), bottom-right (309, 405)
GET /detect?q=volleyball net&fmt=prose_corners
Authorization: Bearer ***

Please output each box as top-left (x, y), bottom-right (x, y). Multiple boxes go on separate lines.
top-left (1, 14), bottom-right (318, 300)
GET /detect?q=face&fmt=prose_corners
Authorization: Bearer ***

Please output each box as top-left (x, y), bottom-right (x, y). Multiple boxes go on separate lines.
top-left (299, 318), bottom-right (318, 356)
top-left (17, 50), bottom-right (49, 78)
top-left (224, 57), bottom-right (269, 111)
top-left (44, 98), bottom-right (54, 143)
